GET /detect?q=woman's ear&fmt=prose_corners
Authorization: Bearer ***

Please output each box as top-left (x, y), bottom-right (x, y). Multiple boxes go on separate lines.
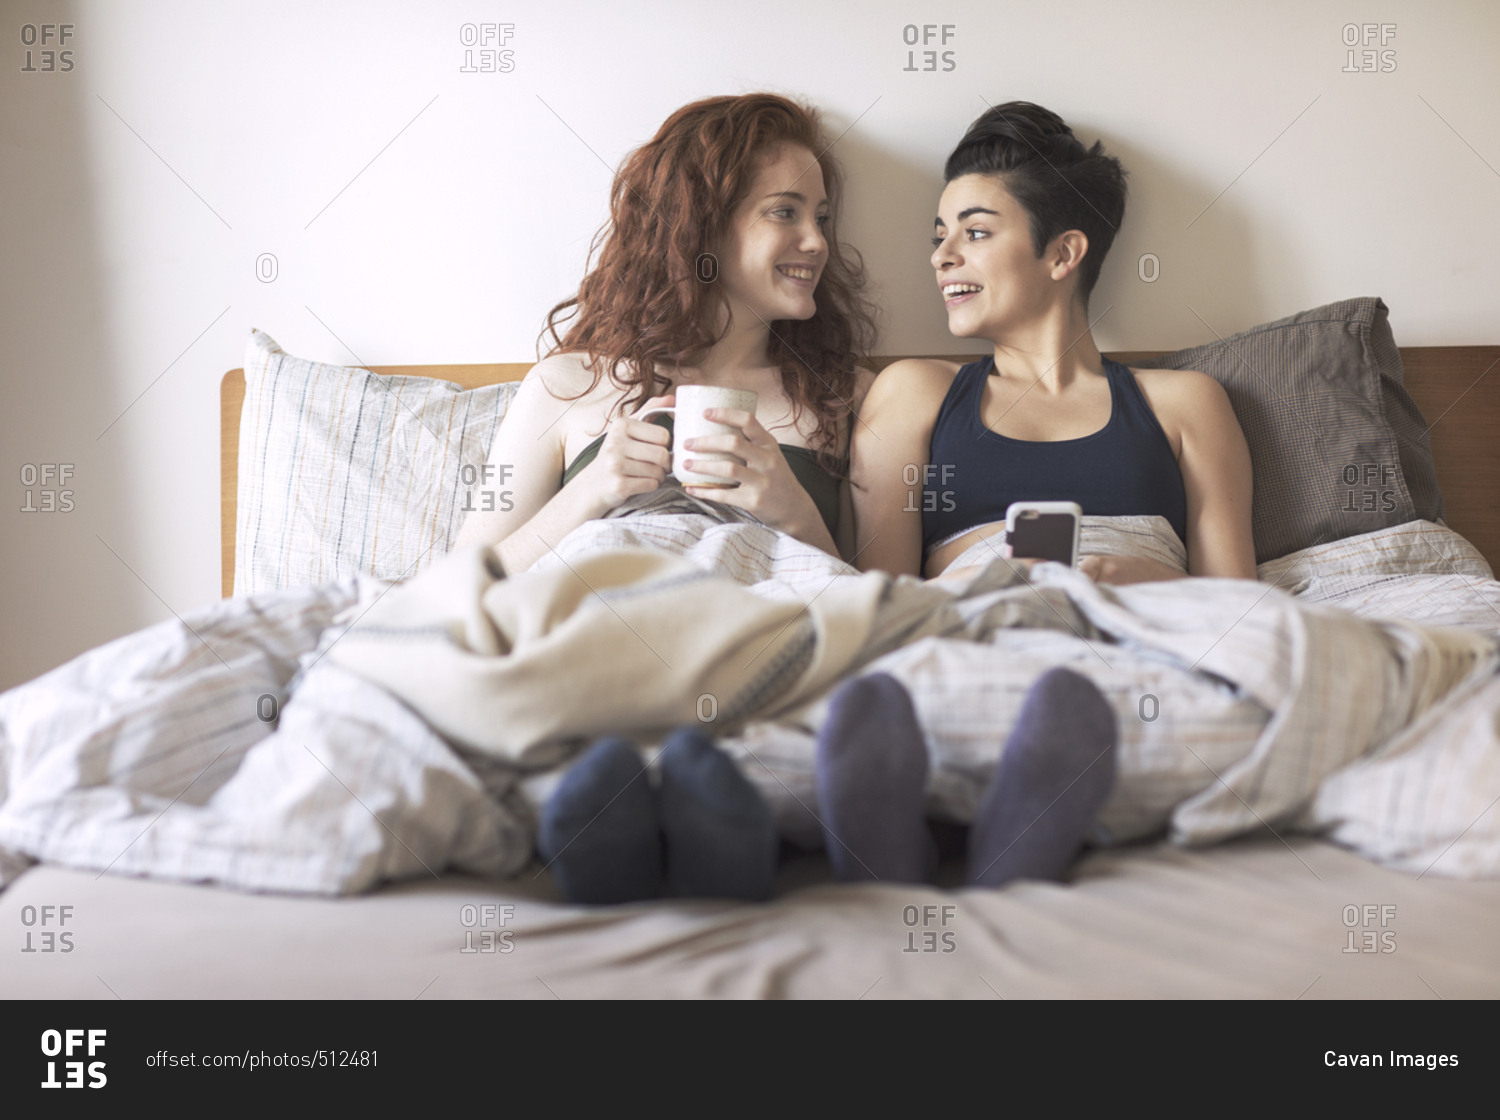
top-left (1049, 230), bottom-right (1089, 283)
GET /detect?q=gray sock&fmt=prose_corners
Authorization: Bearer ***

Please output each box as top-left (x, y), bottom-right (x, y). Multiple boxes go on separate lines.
top-left (967, 668), bottom-right (1118, 888)
top-left (538, 737), bottom-right (662, 905)
top-left (815, 673), bottom-right (934, 884)
top-left (658, 728), bottom-right (777, 901)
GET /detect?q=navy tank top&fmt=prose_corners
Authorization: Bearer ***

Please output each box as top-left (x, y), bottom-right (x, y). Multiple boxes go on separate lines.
top-left (922, 355), bottom-right (1188, 551)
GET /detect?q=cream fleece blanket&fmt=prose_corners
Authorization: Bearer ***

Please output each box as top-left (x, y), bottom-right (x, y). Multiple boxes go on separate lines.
top-left (323, 545), bottom-right (897, 768)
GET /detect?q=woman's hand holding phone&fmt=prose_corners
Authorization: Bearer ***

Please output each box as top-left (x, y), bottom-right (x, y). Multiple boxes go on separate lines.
top-left (1077, 554), bottom-right (1186, 585)
top-left (1004, 501), bottom-right (1082, 566)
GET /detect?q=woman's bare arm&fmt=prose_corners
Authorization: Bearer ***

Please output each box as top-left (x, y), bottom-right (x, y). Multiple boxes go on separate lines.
top-left (1177, 371), bottom-right (1257, 579)
top-left (452, 356), bottom-right (670, 574)
top-left (833, 367), bottom-right (879, 563)
top-left (849, 360), bottom-right (955, 577)
top-left (451, 359), bottom-right (590, 571)
top-left (1081, 369), bottom-right (1257, 585)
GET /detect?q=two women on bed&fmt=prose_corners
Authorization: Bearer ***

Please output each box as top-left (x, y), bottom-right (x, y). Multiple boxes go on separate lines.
top-left (455, 93), bottom-right (1257, 903)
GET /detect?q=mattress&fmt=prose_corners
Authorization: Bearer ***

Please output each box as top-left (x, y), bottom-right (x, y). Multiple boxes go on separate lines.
top-left (4, 835), bottom-right (1494, 999)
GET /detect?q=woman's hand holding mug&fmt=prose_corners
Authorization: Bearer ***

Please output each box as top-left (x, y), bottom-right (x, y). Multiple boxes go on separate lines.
top-left (590, 383), bottom-right (826, 542)
top-left (657, 386), bottom-right (822, 539)
top-left (571, 393), bottom-right (675, 517)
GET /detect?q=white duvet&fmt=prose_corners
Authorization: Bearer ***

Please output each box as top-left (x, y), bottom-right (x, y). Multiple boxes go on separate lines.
top-left (1, 515), bottom-right (1497, 894)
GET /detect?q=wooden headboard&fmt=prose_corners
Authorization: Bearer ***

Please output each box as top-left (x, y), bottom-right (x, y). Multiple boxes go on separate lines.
top-left (221, 347), bottom-right (1500, 596)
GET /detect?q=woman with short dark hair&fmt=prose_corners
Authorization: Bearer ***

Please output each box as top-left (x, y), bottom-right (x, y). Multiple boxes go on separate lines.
top-left (813, 103), bottom-right (1258, 892)
top-left (852, 101), bottom-right (1256, 586)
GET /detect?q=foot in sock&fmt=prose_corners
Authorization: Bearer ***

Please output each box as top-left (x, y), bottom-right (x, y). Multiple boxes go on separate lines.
top-left (538, 737), bottom-right (662, 905)
top-left (967, 668), bottom-right (1118, 888)
top-left (815, 672), bottom-right (934, 884)
top-left (658, 728), bottom-right (777, 901)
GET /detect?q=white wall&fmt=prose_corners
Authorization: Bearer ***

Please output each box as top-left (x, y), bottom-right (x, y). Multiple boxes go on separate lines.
top-left (3, 0), bottom-right (1497, 688)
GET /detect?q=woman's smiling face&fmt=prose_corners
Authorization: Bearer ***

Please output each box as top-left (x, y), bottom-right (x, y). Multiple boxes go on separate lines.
top-left (931, 173), bottom-right (1061, 339)
top-left (715, 141), bottom-right (830, 326)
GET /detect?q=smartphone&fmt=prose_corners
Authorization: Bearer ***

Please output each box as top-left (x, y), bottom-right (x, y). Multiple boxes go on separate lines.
top-left (1004, 501), bottom-right (1082, 567)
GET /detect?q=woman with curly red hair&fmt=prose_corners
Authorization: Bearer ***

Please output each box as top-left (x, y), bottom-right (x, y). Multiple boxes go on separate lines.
top-left (455, 92), bottom-right (878, 569)
top-left (455, 93), bottom-right (879, 904)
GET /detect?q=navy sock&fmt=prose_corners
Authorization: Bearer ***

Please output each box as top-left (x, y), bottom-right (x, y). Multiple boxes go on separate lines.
top-left (658, 728), bottom-right (777, 901)
top-left (815, 673), bottom-right (934, 884)
top-left (967, 668), bottom-right (1118, 888)
top-left (537, 737), bottom-right (662, 905)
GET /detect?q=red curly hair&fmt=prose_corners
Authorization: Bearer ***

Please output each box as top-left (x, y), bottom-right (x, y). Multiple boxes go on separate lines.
top-left (539, 93), bottom-right (878, 461)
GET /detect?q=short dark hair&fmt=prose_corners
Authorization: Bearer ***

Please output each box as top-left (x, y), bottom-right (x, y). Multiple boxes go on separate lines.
top-left (943, 102), bottom-right (1127, 308)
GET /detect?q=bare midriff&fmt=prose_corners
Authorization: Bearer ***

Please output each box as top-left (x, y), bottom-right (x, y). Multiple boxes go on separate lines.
top-left (922, 521), bottom-right (1010, 579)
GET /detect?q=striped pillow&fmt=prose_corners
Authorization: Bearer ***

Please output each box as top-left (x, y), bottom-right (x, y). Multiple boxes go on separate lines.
top-left (1138, 297), bottom-right (1444, 564)
top-left (234, 330), bottom-right (517, 594)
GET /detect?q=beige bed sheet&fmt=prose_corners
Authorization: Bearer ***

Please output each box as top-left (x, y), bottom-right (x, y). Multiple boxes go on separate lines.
top-left (4, 835), bottom-right (1495, 999)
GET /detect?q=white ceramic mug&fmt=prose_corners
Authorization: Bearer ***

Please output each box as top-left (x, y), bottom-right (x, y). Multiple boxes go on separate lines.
top-left (636, 385), bottom-right (758, 488)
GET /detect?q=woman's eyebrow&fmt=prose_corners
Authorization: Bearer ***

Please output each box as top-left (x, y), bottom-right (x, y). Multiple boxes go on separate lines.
top-left (761, 190), bottom-right (827, 206)
top-left (935, 206), bottom-right (1000, 228)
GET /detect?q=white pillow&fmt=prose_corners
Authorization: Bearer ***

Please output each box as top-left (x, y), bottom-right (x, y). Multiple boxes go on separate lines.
top-left (235, 330), bottom-right (517, 595)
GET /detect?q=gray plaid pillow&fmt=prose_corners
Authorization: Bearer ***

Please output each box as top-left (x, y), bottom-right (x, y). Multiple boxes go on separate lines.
top-left (235, 330), bottom-right (518, 594)
top-left (1139, 297), bottom-right (1443, 564)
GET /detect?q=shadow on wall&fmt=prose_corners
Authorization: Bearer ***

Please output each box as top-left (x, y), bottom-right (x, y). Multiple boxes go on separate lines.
top-left (1098, 128), bottom-right (1273, 350)
top-left (832, 125), bottom-right (947, 354)
top-left (1, 2), bottom-right (141, 690)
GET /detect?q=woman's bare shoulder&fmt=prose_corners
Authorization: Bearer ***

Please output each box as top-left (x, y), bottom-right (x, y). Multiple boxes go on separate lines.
top-left (851, 359), bottom-right (962, 451)
top-left (1126, 363), bottom-right (1218, 389)
top-left (1126, 366), bottom-right (1234, 455)
top-left (863, 358), bottom-right (964, 408)
top-left (521, 352), bottom-right (614, 399)
top-left (845, 363), bottom-right (882, 416)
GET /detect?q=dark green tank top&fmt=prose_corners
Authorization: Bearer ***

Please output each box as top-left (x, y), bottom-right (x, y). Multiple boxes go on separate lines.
top-left (561, 413), bottom-right (843, 539)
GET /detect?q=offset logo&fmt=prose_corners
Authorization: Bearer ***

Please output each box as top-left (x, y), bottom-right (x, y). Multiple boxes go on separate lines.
top-left (20, 903), bottom-right (76, 952)
top-left (901, 24), bottom-right (956, 72)
top-left (19, 464), bottom-right (76, 513)
top-left (1342, 23), bottom-right (1396, 72)
top-left (460, 463), bottom-right (514, 513)
top-left (19, 24), bottom-right (75, 73)
top-left (459, 23), bottom-right (515, 73)
top-left (40, 1029), bottom-right (107, 1089)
